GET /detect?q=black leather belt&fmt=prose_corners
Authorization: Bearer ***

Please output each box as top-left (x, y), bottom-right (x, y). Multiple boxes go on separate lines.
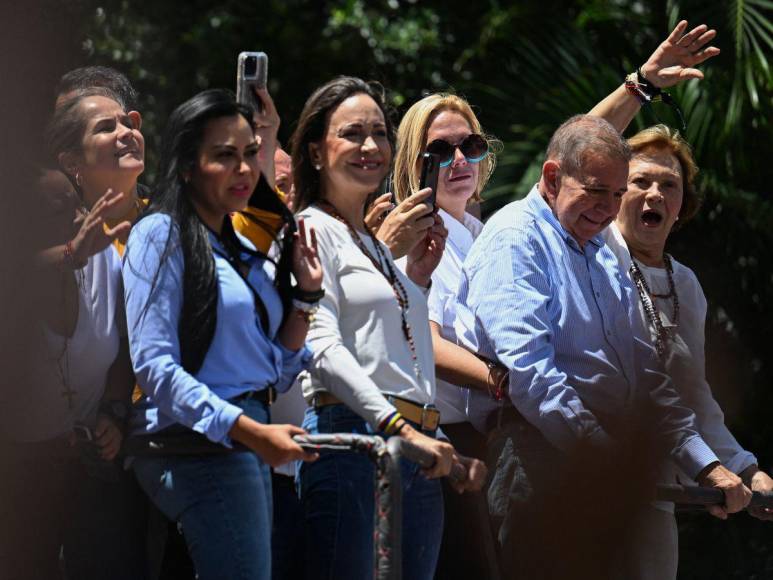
top-left (232, 386), bottom-right (276, 406)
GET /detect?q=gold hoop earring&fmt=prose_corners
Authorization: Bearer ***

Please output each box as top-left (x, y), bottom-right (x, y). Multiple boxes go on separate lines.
top-left (75, 172), bottom-right (83, 187)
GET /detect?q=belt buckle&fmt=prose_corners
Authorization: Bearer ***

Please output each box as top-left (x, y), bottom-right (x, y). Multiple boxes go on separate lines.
top-left (421, 404), bottom-right (431, 431)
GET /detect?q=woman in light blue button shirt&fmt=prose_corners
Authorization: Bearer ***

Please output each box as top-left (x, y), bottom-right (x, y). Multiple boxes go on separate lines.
top-left (123, 89), bottom-right (321, 580)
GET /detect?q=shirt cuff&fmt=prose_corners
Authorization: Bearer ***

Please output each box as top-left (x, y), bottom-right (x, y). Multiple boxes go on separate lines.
top-left (208, 402), bottom-right (245, 447)
top-left (672, 435), bottom-right (720, 480)
top-left (725, 451), bottom-right (758, 475)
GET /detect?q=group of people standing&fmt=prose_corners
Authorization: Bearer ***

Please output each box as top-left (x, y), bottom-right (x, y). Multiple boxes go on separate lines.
top-left (2, 16), bottom-right (771, 580)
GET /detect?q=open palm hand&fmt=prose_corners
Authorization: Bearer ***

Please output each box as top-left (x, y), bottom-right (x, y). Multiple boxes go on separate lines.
top-left (292, 217), bottom-right (323, 292)
top-left (641, 20), bottom-right (720, 88)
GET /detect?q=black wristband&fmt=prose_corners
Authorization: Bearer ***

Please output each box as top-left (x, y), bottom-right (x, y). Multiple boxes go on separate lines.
top-left (293, 286), bottom-right (325, 303)
top-left (636, 67), bottom-right (662, 97)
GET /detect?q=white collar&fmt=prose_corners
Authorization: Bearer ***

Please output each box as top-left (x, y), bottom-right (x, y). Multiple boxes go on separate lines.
top-left (437, 208), bottom-right (483, 255)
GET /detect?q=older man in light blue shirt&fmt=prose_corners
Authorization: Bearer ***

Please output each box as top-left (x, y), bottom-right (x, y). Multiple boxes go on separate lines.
top-left (455, 115), bottom-right (750, 578)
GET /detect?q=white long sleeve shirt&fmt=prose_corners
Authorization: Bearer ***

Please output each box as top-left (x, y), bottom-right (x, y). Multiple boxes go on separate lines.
top-left (427, 208), bottom-right (483, 424)
top-left (605, 223), bottom-right (757, 510)
top-left (5, 244), bottom-right (122, 441)
top-left (298, 205), bottom-right (436, 429)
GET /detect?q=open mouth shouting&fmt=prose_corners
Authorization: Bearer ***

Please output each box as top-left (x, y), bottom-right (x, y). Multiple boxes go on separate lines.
top-left (640, 207), bottom-right (664, 227)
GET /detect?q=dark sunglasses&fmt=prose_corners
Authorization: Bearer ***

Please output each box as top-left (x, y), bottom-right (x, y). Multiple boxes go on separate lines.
top-left (425, 134), bottom-right (489, 168)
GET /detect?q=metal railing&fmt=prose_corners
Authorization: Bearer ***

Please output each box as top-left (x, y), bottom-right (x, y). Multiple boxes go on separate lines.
top-left (294, 433), bottom-right (465, 580)
top-left (295, 434), bottom-right (773, 580)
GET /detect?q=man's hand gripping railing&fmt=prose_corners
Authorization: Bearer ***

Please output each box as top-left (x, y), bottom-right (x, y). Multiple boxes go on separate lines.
top-left (656, 483), bottom-right (773, 511)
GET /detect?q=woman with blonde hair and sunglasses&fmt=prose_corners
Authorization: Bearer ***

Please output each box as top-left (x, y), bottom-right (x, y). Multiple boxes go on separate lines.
top-left (387, 93), bottom-right (504, 578)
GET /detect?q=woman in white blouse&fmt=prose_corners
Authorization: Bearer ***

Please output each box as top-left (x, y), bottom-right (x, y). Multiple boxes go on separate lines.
top-left (389, 93), bottom-right (506, 579)
top-left (605, 124), bottom-right (773, 578)
top-left (290, 76), bottom-right (484, 580)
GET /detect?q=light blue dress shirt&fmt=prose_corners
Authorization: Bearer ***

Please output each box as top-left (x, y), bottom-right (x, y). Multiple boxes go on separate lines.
top-left (123, 213), bottom-right (311, 446)
top-left (455, 186), bottom-right (717, 478)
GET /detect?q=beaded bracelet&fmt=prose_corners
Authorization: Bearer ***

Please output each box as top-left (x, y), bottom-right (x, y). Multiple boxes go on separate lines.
top-left (379, 411), bottom-right (404, 436)
top-left (486, 361), bottom-right (509, 402)
top-left (62, 240), bottom-right (86, 270)
top-left (624, 69), bottom-right (687, 131)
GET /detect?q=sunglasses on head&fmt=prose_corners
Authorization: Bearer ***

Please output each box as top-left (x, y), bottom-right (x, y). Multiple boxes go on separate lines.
top-left (425, 134), bottom-right (489, 168)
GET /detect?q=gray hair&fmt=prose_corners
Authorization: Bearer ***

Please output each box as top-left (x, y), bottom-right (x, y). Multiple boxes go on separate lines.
top-left (546, 114), bottom-right (631, 177)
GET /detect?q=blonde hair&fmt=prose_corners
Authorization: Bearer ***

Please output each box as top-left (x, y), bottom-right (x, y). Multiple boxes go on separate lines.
top-left (627, 124), bottom-right (701, 226)
top-left (392, 93), bottom-right (498, 204)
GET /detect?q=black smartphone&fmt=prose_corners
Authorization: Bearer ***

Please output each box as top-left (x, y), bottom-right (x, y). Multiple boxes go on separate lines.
top-left (236, 52), bottom-right (268, 112)
top-left (419, 152), bottom-right (440, 211)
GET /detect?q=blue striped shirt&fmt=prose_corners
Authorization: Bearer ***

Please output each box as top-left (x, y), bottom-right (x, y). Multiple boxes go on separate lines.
top-left (455, 186), bottom-right (717, 477)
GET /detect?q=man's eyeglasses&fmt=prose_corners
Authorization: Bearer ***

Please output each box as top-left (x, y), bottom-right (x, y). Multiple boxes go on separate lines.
top-left (425, 134), bottom-right (489, 168)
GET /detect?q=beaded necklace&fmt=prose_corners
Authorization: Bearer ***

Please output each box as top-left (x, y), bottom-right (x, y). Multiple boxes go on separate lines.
top-left (316, 200), bottom-right (422, 380)
top-left (629, 253), bottom-right (680, 358)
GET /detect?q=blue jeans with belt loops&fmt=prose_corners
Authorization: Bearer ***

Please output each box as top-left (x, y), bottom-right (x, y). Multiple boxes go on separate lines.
top-left (298, 403), bottom-right (444, 580)
top-left (133, 399), bottom-right (272, 580)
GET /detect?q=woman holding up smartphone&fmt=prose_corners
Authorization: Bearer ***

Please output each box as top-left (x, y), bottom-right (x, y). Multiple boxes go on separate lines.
top-left (290, 76), bottom-right (485, 580)
top-left (123, 89), bottom-right (320, 580)
top-left (391, 94), bottom-right (503, 579)
top-left (2, 87), bottom-right (146, 579)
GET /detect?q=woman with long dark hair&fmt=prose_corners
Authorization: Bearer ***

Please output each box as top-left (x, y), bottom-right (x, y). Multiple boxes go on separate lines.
top-left (291, 76), bottom-right (485, 580)
top-left (123, 89), bottom-right (320, 580)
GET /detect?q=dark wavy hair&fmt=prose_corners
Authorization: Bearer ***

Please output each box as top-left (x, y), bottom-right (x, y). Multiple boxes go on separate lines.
top-left (135, 89), bottom-right (294, 374)
top-left (289, 76), bottom-right (396, 212)
top-left (55, 65), bottom-right (138, 111)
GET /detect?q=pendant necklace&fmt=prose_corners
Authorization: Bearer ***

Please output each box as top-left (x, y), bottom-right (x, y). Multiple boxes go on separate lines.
top-left (629, 253), bottom-right (680, 358)
top-left (317, 200), bottom-right (423, 381)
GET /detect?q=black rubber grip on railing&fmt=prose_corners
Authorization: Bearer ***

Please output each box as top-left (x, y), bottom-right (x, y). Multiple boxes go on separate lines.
top-left (656, 483), bottom-right (773, 509)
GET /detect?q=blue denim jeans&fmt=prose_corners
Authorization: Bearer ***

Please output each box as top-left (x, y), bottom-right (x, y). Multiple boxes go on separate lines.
top-left (271, 472), bottom-right (305, 580)
top-left (133, 399), bottom-right (272, 580)
top-left (298, 404), bottom-right (444, 580)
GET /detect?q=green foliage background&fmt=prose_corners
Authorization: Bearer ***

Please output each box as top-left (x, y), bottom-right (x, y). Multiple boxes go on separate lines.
top-left (66, 0), bottom-right (773, 576)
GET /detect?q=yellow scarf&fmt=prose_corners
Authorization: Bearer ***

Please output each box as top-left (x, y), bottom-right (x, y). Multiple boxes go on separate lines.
top-left (231, 207), bottom-right (285, 254)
